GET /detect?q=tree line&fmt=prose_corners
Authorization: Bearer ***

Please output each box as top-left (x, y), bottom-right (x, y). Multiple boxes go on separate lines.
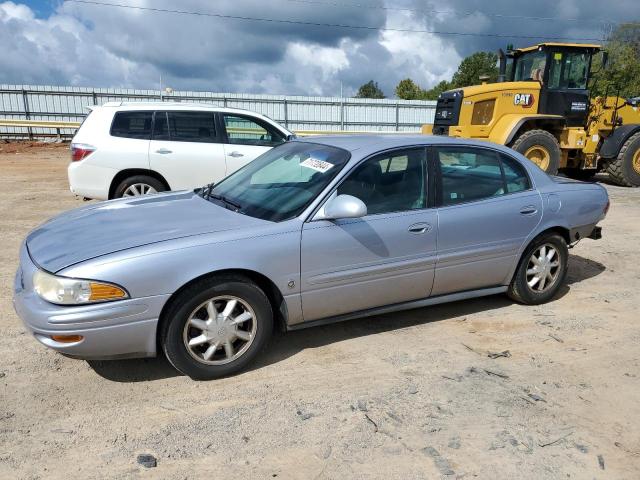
top-left (355, 22), bottom-right (639, 100)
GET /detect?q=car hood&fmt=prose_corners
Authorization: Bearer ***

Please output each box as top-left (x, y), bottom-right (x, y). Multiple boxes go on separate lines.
top-left (26, 191), bottom-right (267, 272)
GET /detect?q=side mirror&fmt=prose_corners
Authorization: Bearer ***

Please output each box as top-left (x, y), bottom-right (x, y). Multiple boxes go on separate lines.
top-left (318, 194), bottom-right (367, 220)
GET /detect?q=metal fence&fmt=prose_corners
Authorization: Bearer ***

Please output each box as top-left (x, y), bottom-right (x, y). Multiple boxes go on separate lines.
top-left (0, 84), bottom-right (436, 139)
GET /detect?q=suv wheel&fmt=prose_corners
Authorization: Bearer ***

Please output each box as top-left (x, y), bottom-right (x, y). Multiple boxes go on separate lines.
top-left (508, 233), bottom-right (568, 305)
top-left (114, 175), bottom-right (166, 198)
top-left (161, 275), bottom-right (273, 380)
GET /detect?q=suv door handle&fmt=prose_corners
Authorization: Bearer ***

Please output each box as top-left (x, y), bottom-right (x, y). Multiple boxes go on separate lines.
top-left (155, 148), bottom-right (172, 154)
top-left (228, 151), bottom-right (244, 158)
top-left (519, 205), bottom-right (538, 215)
top-left (408, 223), bottom-right (432, 234)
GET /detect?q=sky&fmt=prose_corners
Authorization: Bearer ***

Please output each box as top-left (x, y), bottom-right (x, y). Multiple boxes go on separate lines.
top-left (0, 0), bottom-right (638, 97)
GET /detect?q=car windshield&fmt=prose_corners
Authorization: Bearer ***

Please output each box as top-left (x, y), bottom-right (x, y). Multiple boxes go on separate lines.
top-left (201, 141), bottom-right (350, 222)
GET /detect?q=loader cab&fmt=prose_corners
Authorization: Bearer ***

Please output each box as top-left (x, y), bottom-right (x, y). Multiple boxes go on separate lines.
top-left (504, 43), bottom-right (601, 127)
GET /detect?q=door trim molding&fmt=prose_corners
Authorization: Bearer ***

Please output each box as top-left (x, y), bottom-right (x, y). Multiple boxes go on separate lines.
top-left (288, 285), bottom-right (508, 330)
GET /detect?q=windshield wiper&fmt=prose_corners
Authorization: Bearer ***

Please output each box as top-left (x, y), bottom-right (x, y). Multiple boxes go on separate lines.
top-left (208, 193), bottom-right (243, 211)
top-left (198, 182), bottom-right (215, 199)
top-left (198, 183), bottom-right (242, 211)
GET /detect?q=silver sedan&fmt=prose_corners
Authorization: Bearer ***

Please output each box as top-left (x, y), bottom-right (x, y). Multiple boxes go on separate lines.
top-left (13, 136), bottom-right (609, 379)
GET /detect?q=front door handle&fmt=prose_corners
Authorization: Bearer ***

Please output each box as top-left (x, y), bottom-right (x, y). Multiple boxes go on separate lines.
top-left (155, 148), bottom-right (172, 154)
top-left (228, 151), bottom-right (244, 158)
top-left (408, 223), bottom-right (432, 234)
top-left (520, 205), bottom-right (538, 215)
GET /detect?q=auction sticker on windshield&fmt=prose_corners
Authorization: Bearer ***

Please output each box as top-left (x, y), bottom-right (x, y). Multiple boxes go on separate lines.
top-left (300, 158), bottom-right (334, 173)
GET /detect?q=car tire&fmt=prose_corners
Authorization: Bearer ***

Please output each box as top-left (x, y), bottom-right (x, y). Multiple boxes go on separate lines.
top-left (508, 232), bottom-right (568, 305)
top-left (606, 131), bottom-right (640, 187)
top-left (114, 175), bottom-right (166, 198)
top-left (160, 275), bottom-right (273, 380)
top-left (511, 129), bottom-right (561, 175)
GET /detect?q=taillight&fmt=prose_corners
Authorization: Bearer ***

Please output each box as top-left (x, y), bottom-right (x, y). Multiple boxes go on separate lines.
top-left (70, 143), bottom-right (95, 162)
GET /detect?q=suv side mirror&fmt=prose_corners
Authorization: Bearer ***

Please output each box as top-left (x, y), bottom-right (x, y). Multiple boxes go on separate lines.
top-left (317, 194), bottom-right (367, 220)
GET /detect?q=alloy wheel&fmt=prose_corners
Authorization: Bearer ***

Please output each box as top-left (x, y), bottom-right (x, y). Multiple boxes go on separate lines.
top-left (182, 296), bottom-right (256, 365)
top-left (526, 243), bottom-right (561, 293)
top-left (123, 183), bottom-right (157, 197)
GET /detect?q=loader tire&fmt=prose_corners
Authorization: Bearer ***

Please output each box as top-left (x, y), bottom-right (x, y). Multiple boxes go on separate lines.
top-left (606, 132), bottom-right (640, 187)
top-left (511, 129), bottom-right (561, 175)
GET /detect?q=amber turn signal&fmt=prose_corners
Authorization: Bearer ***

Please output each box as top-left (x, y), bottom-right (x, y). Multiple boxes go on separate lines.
top-left (89, 282), bottom-right (127, 301)
top-left (50, 334), bottom-right (84, 343)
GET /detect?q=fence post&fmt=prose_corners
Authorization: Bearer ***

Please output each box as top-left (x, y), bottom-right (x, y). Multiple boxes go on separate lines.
top-left (395, 101), bottom-right (400, 131)
top-left (340, 98), bottom-right (344, 131)
top-left (22, 89), bottom-right (32, 140)
top-left (92, 91), bottom-right (97, 106)
top-left (283, 98), bottom-right (289, 129)
top-left (223, 97), bottom-right (227, 108)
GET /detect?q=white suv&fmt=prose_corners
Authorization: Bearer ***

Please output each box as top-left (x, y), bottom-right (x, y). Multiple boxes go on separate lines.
top-left (68, 102), bottom-right (293, 199)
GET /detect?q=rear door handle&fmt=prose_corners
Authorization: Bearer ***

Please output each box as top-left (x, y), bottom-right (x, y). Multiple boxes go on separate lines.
top-left (408, 222), bottom-right (432, 234)
top-left (519, 205), bottom-right (538, 215)
top-left (228, 151), bottom-right (244, 158)
top-left (155, 148), bottom-right (172, 154)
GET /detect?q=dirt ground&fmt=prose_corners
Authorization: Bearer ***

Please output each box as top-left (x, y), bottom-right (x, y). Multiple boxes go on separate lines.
top-left (0, 142), bottom-right (639, 479)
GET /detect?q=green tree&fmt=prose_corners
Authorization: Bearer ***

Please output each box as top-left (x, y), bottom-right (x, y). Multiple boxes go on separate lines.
top-left (422, 80), bottom-right (453, 100)
top-left (395, 78), bottom-right (424, 100)
top-left (592, 23), bottom-right (640, 98)
top-left (451, 51), bottom-right (499, 88)
top-left (355, 80), bottom-right (385, 99)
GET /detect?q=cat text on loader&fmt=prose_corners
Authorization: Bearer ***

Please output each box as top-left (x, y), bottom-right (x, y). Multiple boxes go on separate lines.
top-left (424, 43), bottom-right (640, 186)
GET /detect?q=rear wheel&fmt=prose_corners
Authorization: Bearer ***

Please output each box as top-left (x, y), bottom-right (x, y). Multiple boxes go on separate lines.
top-left (511, 129), bottom-right (561, 175)
top-left (606, 132), bottom-right (640, 187)
top-left (161, 275), bottom-right (273, 380)
top-left (114, 175), bottom-right (166, 198)
top-left (508, 233), bottom-right (568, 305)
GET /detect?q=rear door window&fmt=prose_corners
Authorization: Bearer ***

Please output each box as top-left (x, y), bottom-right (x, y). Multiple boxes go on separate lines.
top-left (110, 111), bottom-right (153, 139)
top-left (437, 147), bottom-right (504, 205)
top-left (152, 111), bottom-right (217, 143)
top-left (500, 154), bottom-right (531, 193)
top-left (223, 114), bottom-right (285, 146)
top-left (436, 147), bottom-right (531, 205)
top-left (166, 111), bottom-right (217, 143)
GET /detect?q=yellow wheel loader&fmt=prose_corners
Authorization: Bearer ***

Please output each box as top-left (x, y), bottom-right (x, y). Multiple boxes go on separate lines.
top-left (425, 43), bottom-right (640, 186)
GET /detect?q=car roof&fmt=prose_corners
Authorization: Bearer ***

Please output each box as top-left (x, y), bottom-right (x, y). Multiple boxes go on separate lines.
top-left (99, 102), bottom-right (265, 116)
top-left (294, 134), bottom-right (506, 152)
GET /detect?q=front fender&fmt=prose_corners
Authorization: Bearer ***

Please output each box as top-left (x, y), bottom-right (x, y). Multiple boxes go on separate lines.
top-left (599, 124), bottom-right (640, 159)
top-left (58, 221), bottom-right (305, 323)
top-left (489, 114), bottom-right (565, 145)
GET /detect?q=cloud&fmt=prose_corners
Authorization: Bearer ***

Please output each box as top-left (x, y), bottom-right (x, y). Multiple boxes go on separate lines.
top-left (0, 0), bottom-right (637, 96)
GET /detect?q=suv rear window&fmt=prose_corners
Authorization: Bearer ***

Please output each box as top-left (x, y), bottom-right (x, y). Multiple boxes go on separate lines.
top-left (110, 111), bottom-right (153, 139)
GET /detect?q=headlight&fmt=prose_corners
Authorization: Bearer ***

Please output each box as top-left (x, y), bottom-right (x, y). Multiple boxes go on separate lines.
top-left (33, 270), bottom-right (128, 305)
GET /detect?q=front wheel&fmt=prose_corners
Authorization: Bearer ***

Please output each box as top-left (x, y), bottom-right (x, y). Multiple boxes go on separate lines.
top-left (161, 275), bottom-right (273, 380)
top-left (508, 233), bottom-right (568, 305)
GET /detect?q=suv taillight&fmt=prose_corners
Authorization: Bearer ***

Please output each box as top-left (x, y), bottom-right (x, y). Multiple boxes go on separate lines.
top-left (70, 143), bottom-right (95, 162)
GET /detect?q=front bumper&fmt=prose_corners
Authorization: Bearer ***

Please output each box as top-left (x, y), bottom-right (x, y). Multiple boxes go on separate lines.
top-left (13, 243), bottom-right (170, 360)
